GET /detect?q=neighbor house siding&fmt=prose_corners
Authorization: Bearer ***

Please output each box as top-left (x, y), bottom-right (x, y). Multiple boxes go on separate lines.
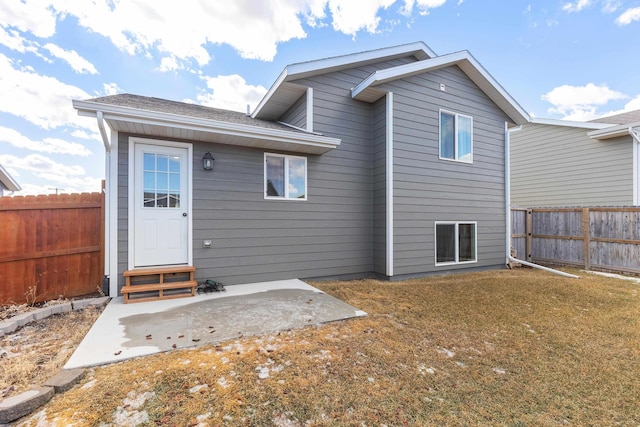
top-left (510, 123), bottom-right (633, 207)
top-left (383, 65), bottom-right (509, 275)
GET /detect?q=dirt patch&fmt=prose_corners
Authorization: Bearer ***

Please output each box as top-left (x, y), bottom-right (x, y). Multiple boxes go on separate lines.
top-left (0, 305), bottom-right (103, 398)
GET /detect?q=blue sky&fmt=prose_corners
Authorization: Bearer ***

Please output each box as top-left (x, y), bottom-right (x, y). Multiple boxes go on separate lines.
top-left (1, 0), bottom-right (639, 195)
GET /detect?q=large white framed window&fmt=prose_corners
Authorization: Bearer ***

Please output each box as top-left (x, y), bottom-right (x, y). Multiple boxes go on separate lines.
top-left (264, 153), bottom-right (307, 200)
top-left (439, 110), bottom-right (473, 163)
top-left (435, 221), bottom-right (477, 265)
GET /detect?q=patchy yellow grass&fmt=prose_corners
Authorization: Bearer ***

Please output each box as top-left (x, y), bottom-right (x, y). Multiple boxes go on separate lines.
top-left (1, 306), bottom-right (103, 398)
top-left (17, 269), bottom-right (640, 426)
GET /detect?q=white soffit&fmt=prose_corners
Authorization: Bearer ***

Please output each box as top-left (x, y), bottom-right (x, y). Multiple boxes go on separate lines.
top-left (352, 50), bottom-right (530, 126)
top-left (73, 100), bottom-right (341, 155)
top-left (252, 42), bottom-right (436, 121)
top-left (0, 163), bottom-right (20, 191)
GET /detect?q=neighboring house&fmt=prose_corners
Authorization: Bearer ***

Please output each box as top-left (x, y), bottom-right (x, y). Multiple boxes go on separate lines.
top-left (0, 163), bottom-right (20, 196)
top-left (73, 41), bottom-right (529, 297)
top-left (510, 110), bottom-right (640, 207)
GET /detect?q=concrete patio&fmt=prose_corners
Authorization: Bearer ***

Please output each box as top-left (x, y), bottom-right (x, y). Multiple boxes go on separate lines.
top-left (65, 279), bottom-right (366, 369)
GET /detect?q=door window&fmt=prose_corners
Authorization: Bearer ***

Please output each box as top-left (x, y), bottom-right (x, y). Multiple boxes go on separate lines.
top-left (143, 153), bottom-right (181, 208)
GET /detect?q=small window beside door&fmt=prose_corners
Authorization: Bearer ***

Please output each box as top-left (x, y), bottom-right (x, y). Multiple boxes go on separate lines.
top-left (264, 153), bottom-right (307, 200)
top-left (143, 153), bottom-right (181, 208)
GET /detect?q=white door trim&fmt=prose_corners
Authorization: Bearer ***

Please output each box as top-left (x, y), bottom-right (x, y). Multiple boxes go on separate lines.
top-left (127, 137), bottom-right (193, 270)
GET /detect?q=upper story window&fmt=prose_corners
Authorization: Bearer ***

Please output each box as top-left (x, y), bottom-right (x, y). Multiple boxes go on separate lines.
top-left (264, 153), bottom-right (307, 200)
top-left (439, 110), bottom-right (473, 163)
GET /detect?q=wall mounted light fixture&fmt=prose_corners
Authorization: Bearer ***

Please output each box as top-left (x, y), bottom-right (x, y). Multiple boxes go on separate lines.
top-left (203, 152), bottom-right (214, 170)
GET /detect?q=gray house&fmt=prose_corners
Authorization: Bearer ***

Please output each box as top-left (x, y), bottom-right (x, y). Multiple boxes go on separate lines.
top-left (0, 163), bottom-right (20, 196)
top-left (510, 110), bottom-right (640, 207)
top-left (74, 42), bottom-right (529, 298)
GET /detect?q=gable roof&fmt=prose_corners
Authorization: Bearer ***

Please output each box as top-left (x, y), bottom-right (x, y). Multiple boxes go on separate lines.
top-left (252, 42), bottom-right (436, 121)
top-left (351, 50), bottom-right (529, 126)
top-left (0, 163), bottom-right (20, 192)
top-left (586, 109), bottom-right (640, 140)
top-left (74, 94), bottom-right (341, 155)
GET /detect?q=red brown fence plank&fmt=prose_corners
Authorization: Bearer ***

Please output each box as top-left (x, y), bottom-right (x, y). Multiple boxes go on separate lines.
top-left (0, 191), bottom-right (104, 305)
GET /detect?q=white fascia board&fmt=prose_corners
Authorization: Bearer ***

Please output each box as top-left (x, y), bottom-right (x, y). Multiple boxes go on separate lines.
top-left (352, 50), bottom-right (530, 125)
top-left (0, 163), bottom-right (20, 191)
top-left (252, 42), bottom-right (436, 118)
top-left (588, 121), bottom-right (640, 140)
top-left (74, 100), bottom-right (341, 151)
top-left (251, 67), bottom-right (289, 119)
top-left (532, 117), bottom-right (613, 129)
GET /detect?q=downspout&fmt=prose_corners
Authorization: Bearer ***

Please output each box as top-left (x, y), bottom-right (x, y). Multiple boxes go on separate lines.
top-left (629, 127), bottom-right (640, 205)
top-left (505, 122), bottom-right (579, 279)
top-left (97, 111), bottom-right (111, 152)
top-left (97, 111), bottom-right (111, 291)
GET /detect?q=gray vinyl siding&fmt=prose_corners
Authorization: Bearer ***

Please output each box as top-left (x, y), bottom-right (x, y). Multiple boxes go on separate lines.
top-left (114, 53), bottom-right (515, 289)
top-left (280, 93), bottom-right (307, 129)
top-left (511, 123), bottom-right (633, 207)
top-left (385, 65), bottom-right (509, 275)
top-left (117, 132), bottom-right (130, 293)
top-left (372, 96), bottom-right (387, 275)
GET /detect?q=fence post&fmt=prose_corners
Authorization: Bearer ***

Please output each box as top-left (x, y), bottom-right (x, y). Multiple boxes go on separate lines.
top-left (526, 209), bottom-right (533, 261)
top-left (582, 207), bottom-right (590, 270)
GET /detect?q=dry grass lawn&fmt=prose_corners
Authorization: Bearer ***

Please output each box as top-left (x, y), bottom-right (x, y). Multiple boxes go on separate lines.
top-left (15, 268), bottom-right (640, 426)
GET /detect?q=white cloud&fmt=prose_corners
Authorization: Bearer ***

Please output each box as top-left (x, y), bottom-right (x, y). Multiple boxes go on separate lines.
top-left (0, 126), bottom-right (92, 156)
top-left (401, 0), bottom-right (448, 16)
top-left (71, 129), bottom-right (101, 142)
top-left (327, 0), bottom-right (396, 35)
top-left (52, 0), bottom-right (310, 63)
top-left (541, 83), bottom-right (627, 121)
top-left (602, 0), bottom-right (621, 13)
top-left (194, 74), bottom-right (268, 113)
top-left (102, 83), bottom-right (122, 96)
top-left (0, 0), bottom-right (58, 38)
top-left (0, 153), bottom-right (101, 194)
top-left (616, 7), bottom-right (640, 25)
top-left (562, 0), bottom-right (591, 12)
top-left (42, 43), bottom-right (98, 74)
top-left (597, 95), bottom-right (640, 119)
top-left (0, 53), bottom-right (91, 130)
top-left (0, 26), bottom-right (39, 54)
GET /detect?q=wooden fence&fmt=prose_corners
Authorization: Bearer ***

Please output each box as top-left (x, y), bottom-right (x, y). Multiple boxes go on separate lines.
top-left (512, 207), bottom-right (640, 275)
top-left (0, 190), bottom-right (104, 305)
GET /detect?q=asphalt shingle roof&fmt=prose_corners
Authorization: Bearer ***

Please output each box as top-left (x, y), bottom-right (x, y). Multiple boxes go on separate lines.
top-left (590, 109), bottom-right (640, 125)
top-left (87, 93), bottom-right (306, 133)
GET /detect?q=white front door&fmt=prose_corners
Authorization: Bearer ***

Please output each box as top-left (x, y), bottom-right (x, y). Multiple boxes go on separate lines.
top-left (133, 142), bottom-right (190, 267)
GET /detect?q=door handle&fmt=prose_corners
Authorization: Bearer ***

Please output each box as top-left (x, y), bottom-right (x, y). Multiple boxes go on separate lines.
top-left (182, 212), bottom-right (187, 217)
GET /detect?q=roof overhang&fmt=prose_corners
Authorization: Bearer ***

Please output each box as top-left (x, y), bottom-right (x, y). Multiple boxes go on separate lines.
top-left (73, 100), bottom-right (340, 155)
top-left (0, 163), bottom-right (20, 192)
top-left (351, 50), bottom-right (530, 126)
top-left (531, 117), bottom-right (614, 129)
top-left (252, 42), bottom-right (436, 121)
top-left (588, 121), bottom-right (640, 141)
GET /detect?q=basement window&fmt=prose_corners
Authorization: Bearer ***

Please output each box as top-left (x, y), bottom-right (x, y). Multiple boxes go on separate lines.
top-left (435, 222), bottom-right (477, 265)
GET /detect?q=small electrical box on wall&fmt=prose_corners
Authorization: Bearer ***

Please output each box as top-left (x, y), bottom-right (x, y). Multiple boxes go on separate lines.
top-left (439, 83), bottom-right (446, 91)
top-left (203, 239), bottom-right (212, 248)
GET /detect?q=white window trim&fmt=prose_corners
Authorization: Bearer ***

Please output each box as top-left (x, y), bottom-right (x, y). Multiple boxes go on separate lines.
top-left (264, 153), bottom-right (308, 201)
top-left (438, 109), bottom-right (474, 164)
top-left (434, 221), bottom-right (478, 266)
